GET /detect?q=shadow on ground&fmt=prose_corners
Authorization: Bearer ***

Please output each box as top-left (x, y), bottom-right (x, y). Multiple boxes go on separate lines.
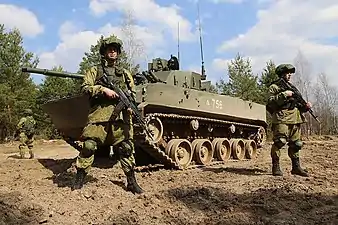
top-left (37, 158), bottom-right (98, 188)
top-left (99, 183), bottom-right (338, 225)
top-left (109, 179), bottom-right (127, 191)
top-left (163, 184), bottom-right (338, 225)
top-left (201, 167), bottom-right (268, 176)
top-left (7, 154), bottom-right (23, 159)
top-left (0, 192), bottom-right (46, 225)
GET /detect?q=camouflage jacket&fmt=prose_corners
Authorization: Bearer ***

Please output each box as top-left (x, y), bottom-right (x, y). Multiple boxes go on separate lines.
top-left (81, 64), bottom-right (136, 123)
top-left (17, 116), bottom-right (36, 135)
top-left (267, 82), bottom-right (306, 124)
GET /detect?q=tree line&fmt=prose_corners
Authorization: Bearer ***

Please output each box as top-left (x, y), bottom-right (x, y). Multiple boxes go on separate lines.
top-left (0, 10), bottom-right (146, 142)
top-left (1, 20), bottom-right (337, 143)
top-left (214, 53), bottom-right (338, 138)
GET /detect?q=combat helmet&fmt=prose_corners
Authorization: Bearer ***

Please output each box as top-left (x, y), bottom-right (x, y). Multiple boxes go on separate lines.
top-left (99, 36), bottom-right (123, 56)
top-left (24, 109), bottom-right (33, 115)
top-left (275, 64), bottom-right (295, 77)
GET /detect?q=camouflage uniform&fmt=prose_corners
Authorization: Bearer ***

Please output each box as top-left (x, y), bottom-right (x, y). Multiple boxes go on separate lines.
top-left (16, 109), bottom-right (36, 159)
top-left (267, 64), bottom-right (309, 177)
top-left (72, 36), bottom-right (144, 194)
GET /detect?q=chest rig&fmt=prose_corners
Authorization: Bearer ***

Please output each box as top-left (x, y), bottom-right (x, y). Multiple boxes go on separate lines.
top-left (93, 64), bottom-right (131, 121)
top-left (95, 64), bottom-right (129, 92)
top-left (266, 79), bottom-right (297, 115)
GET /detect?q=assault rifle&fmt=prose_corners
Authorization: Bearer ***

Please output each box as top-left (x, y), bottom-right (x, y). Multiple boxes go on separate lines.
top-left (21, 67), bottom-right (154, 141)
top-left (98, 74), bottom-right (154, 141)
top-left (279, 78), bottom-right (320, 123)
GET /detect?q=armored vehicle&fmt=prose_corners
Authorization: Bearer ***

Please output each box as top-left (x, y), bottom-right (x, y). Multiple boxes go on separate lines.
top-left (22, 55), bottom-right (267, 170)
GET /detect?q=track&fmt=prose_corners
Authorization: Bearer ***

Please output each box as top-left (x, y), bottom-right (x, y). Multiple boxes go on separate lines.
top-left (134, 112), bottom-right (266, 170)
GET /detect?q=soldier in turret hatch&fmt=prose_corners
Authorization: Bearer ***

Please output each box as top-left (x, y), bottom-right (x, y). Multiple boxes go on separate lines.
top-left (167, 55), bottom-right (179, 70)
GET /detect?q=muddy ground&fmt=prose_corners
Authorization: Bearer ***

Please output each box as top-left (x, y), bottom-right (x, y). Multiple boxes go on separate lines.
top-left (0, 136), bottom-right (337, 225)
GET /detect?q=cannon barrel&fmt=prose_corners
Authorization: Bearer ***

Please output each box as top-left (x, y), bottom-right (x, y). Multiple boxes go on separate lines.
top-left (21, 67), bottom-right (84, 79)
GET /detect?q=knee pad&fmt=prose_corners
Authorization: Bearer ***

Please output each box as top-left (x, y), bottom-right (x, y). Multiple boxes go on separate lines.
top-left (116, 139), bottom-right (134, 157)
top-left (273, 137), bottom-right (287, 149)
top-left (82, 139), bottom-right (97, 157)
top-left (289, 140), bottom-right (303, 150)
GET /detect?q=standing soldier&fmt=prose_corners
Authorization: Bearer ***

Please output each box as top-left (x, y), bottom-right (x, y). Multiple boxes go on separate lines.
top-left (267, 64), bottom-right (311, 177)
top-left (16, 109), bottom-right (36, 159)
top-left (72, 35), bottom-right (144, 194)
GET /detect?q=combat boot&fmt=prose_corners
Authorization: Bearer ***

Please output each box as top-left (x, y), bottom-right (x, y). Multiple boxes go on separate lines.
top-left (272, 158), bottom-right (283, 176)
top-left (72, 168), bottom-right (87, 190)
top-left (19, 146), bottom-right (25, 159)
top-left (126, 169), bottom-right (144, 194)
top-left (19, 153), bottom-right (25, 159)
top-left (29, 150), bottom-right (34, 159)
top-left (291, 158), bottom-right (309, 177)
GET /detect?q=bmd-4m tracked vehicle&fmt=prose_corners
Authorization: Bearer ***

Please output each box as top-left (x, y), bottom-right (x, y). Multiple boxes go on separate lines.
top-left (22, 55), bottom-right (267, 170)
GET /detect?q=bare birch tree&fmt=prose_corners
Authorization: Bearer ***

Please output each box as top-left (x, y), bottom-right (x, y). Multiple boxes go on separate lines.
top-left (313, 73), bottom-right (338, 134)
top-left (292, 51), bottom-right (313, 136)
top-left (119, 9), bottom-right (147, 73)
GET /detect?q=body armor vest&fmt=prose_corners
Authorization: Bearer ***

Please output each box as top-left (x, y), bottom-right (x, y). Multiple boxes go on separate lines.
top-left (266, 79), bottom-right (297, 114)
top-left (95, 64), bottom-right (128, 92)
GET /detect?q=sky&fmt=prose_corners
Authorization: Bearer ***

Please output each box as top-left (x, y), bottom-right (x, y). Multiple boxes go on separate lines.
top-left (1, 0), bottom-right (338, 86)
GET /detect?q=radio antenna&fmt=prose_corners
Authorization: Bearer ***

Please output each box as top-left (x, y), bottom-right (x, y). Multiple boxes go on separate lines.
top-left (197, 0), bottom-right (206, 79)
top-left (177, 21), bottom-right (180, 65)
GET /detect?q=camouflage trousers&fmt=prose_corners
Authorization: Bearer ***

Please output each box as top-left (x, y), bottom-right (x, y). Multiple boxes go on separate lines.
top-left (76, 119), bottom-right (135, 174)
top-left (18, 132), bottom-right (34, 158)
top-left (271, 123), bottom-right (303, 160)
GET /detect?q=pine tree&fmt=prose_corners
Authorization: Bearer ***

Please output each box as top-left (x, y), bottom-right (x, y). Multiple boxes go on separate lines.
top-left (0, 24), bottom-right (39, 141)
top-left (258, 60), bottom-right (278, 104)
top-left (216, 53), bottom-right (260, 102)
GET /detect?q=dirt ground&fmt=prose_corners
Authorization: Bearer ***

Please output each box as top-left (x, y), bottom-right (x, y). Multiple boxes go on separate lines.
top-left (0, 136), bottom-right (338, 225)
